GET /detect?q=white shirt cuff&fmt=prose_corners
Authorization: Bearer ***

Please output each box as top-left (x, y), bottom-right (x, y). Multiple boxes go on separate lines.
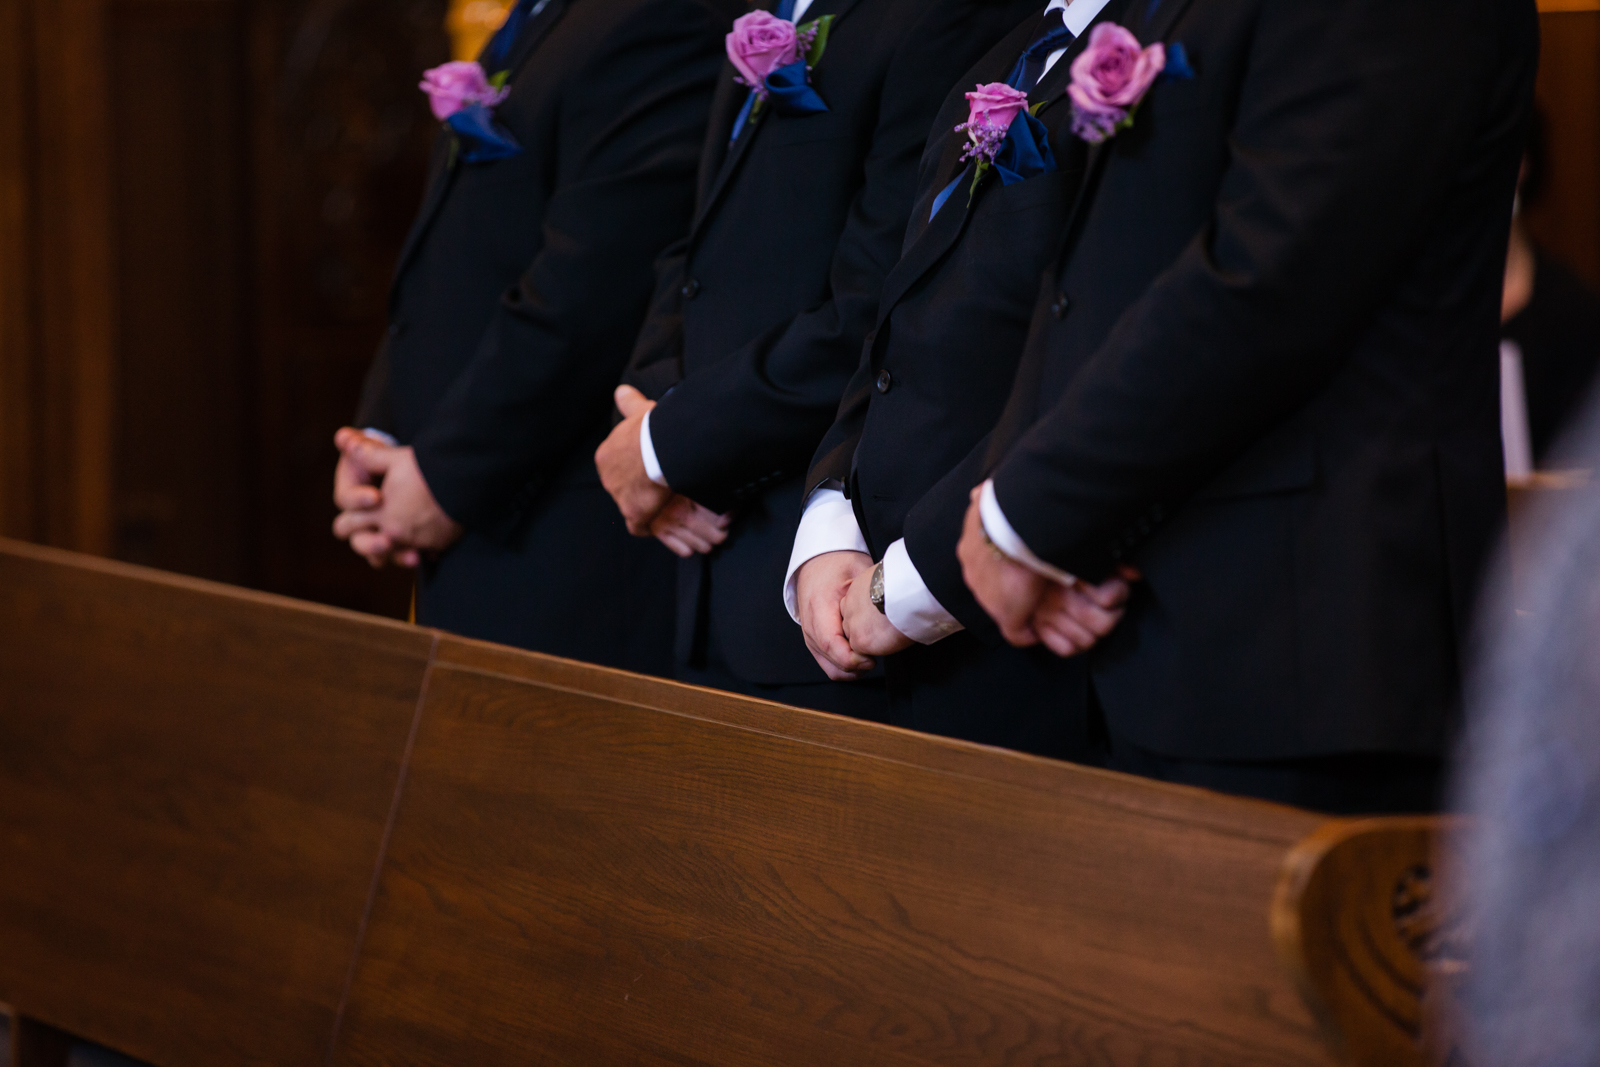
top-left (362, 428), bottom-right (398, 447)
top-left (979, 479), bottom-right (1077, 586)
top-left (783, 488), bottom-right (870, 623)
top-left (881, 538), bottom-right (963, 645)
top-left (639, 410), bottom-right (669, 488)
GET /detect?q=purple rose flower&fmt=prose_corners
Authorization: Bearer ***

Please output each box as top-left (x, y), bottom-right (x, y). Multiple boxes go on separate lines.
top-left (726, 11), bottom-right (800, 97)
top-left (420, 61), bottom-right (509, 122)
top-left (1067, 23), bottom-right (1166, 143)
top-left (956, 82), bottom-right (1030, 165)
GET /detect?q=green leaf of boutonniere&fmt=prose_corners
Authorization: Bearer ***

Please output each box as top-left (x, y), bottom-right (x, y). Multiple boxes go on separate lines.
top-left (1029, 101), bottom-right (1046, 116)
top-left (967, 159), bottom-right (991, 205)
top-left (488, 70), bottom-right (511, 91)
top-left (799, 14), bottom-right (835, 68)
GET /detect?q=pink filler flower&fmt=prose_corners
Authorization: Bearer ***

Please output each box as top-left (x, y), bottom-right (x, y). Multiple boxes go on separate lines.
top-left (1067, 23), bottom-right (1165, 143)
top-left (956, 82), bottom-right (1030, 165)
top-left (420, 61), bottom-right (510, 122)
top-left (726, 11), bottom-right (800, 97)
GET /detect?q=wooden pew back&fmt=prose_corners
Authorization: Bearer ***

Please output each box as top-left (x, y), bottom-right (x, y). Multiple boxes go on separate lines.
top-left (0, 541), bottom-right (1455, 1066)
top-left (0, 541), bottom-right (432, 1066)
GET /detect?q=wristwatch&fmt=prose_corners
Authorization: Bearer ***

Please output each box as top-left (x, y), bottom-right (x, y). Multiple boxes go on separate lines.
top-left (869, 561), bottom-right (887, 614)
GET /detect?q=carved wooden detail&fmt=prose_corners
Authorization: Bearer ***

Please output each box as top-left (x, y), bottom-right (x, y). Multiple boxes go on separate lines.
top-left (1273, 818), bottom-right (1470, 1067)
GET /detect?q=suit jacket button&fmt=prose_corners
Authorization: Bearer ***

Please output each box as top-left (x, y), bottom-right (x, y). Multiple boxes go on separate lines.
top-left (681, 278), bottom-right (701, 299)
top-left (1050, 294), bottom-right (1069, 319)
top-left (876, 370), bottom-right (892, 394)
top-left (387, 323), bottom-right (405, 338)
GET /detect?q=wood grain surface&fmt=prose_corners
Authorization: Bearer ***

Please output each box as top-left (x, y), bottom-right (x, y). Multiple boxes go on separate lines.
top-left (0, 540), bottom-right (432, 1066)
top-left (330, 635), bottom-right (1339, 1067)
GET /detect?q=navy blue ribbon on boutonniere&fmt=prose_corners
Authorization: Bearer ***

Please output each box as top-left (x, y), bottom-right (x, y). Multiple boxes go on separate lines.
top-left (992, 109), bottom-right (1057, 186)
top-left (765, 60), bottom-right (829, 117)
top-left (446, 101), bottom-right (523, 164)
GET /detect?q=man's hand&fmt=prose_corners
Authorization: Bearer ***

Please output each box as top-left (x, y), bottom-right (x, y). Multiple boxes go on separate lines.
top-left (596, 385), bottom-right (673, 535)
top-left (332, 428), bottom-right (417, 568)
top-left (957, 488), bottom-right (1051, 646)
top-left (840, 562), bottom-right (913, 658)
top-left (1029, 572), bottom-right (1134, 658)
top-left (956, 486), bottom-right (1136, 654)
top-left (794, 550), bottom-right (877, 680)
top-left (331, 433), bottom-right (462, 569)
top-left (651, 495), bottom-right (732, 558)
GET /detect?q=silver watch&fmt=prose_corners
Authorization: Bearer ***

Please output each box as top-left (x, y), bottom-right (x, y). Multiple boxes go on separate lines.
top-left (869, 560), bottom-right (887, 614)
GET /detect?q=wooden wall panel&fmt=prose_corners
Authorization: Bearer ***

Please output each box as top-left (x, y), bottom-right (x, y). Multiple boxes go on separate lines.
top-left (1528, 12), bottom-right (1600, 290)
top-left (0, 540), bottom-right (434, 1067)
top-left (108, 0), bottom-right (252, 582)
top-left (0, 0), bottom-right (42, 543)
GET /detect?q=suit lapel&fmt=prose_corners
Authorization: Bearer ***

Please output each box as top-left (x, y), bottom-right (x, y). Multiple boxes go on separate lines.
top-left (391, 0), bottom-right (571, 286)
top-left (688, 0), bottom-right (869, 240)
top-left (1049, 0), bottom-right (1198, 272)
top-left (502, 0), bottom-right (570, 78)
top-left (875, 4), bottom-right (1110, 323)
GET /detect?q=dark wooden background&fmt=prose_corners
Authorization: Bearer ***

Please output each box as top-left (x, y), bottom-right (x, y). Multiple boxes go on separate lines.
top-left (0, 3), bottom-right (1594, 618)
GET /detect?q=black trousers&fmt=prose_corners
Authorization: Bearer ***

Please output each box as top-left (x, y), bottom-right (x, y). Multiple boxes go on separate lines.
top-left (1090, 690), bottom-right (1445, 815)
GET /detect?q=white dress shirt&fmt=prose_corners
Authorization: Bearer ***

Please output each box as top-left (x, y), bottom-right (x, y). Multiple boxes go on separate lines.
top-left (782, 0), bottom-right (1105, 643)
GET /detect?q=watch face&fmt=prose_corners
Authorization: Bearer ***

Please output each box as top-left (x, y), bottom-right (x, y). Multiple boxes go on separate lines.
top-left (870, 562), bottom-right (886, 611)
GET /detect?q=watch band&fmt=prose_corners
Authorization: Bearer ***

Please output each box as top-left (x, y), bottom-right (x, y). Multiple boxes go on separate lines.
top-left (869, 560), bottom-right (887, 615)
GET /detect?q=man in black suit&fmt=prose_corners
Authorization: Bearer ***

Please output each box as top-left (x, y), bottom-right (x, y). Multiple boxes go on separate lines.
top-left (593, 0), bottom-right (1040, 716)
top-left (950, 0), bottom-right (1538, 811)
top-left (329, 0), bottom-right (733, 672)
top-left (787, 0), bottom-right (1136, 757)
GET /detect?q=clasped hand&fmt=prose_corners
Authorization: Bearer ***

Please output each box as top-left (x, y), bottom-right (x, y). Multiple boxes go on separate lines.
top-left (595, 385), bottom-right (733, 559)
top-left (330, 428), bottom-right (463, 569)
top-left (955, 486), bottom-right (1137, 656)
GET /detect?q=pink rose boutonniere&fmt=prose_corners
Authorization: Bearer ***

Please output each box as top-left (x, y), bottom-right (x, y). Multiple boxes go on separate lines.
top-left (726, 11), bottom-right (800, 99)
top-left (420, 60), bottom-right (510, 122)
top-left (956, 82), bottom-right (1031, 166)
top-left (1067, 23), bottom-right (1167, 144)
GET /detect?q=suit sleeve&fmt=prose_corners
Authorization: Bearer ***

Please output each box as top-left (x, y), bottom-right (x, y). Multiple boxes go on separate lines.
top-left (409, 0), bottom-right (724, 530)
top-left (646, 2), bottom-right (1008, 515)
top-left (987, 0), bottom-right (1534, 578)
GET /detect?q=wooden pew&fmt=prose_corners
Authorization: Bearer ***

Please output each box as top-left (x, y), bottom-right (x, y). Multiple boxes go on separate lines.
top-left (0, 539), bottom-right (1460, 1066)
top-left (0, 541), bottom-right (433, 1067)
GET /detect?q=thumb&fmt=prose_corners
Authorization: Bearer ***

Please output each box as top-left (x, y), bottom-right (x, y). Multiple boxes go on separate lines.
top-left (614, 384), bottom-right (651, 419)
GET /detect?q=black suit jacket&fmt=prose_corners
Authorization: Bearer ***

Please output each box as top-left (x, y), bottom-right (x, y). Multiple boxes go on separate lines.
top-left (623, 0), bottom-right (1040, 684)
top-left (800, 1), bottom-right (1130, 755)
top-left (355, 0), bottom-right (733, 668)
top-left (955, 0), bottom-right (1538, 760)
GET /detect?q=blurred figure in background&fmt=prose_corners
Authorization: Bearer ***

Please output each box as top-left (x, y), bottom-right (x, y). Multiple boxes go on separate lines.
top-left (1455, 398), bottom-right (1600, 1067)
top-left (1500, 109), bottom-right (1600, 476)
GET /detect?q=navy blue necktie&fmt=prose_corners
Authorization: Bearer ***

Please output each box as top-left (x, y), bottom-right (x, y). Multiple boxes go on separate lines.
top-left (484, 0), bottom-right (544, 68)
top-left (1009, 7), bottom-right (1074, 92)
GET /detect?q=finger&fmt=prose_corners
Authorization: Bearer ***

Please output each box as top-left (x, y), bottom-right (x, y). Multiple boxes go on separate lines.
top-left (1118, 565), bottom-right (1143, 582)
top-left (614, 384), bottom-right (650, 418)
top-left (1036, 619), bottom-right (1089, 658)
top-left (819, 631), bottom-right (875, 675)
top-left (350, 530), bottom-right (393, 557)
top-left (347, 440), bottom-right (394, 474)
top-left (334, 476), bottom-right (381, 512)
top-left (678, 513), bottom-right (729, 546)
top-left (1037, 610), bottom-right (1097, 651)
top-left (999, 620), bottom-right (1041, 648)
top-left (1079, 577), bottom-right (1131, 610)
top-left (662, 524), bottom-right (714, 554)
top-left (803, 631), bottom-right (866, 681)
top-left (1058, 593), bottom-right (1125, 637)
top-left (334, 426), bottom-right (367, 453)
top-left (655, 530), bottom-right (696, 558)
top-left (394, 549), bottom-right (421, 569)
top-left (333, 508), bottom-right (384, 540)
